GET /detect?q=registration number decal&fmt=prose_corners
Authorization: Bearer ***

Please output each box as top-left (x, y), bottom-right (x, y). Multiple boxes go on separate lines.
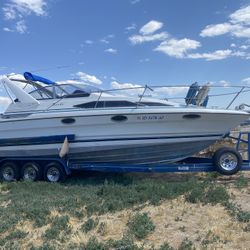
top-left (137, 115), bottom-right (167, 121)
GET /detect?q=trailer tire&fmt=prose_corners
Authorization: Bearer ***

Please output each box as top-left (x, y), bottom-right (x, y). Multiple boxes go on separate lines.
top-left (213, 147), bottom-right (242, 175)
top-left (0, 162), bottom-right (19, 181)
top-left (21, 162), bottom-right (42, 181)
top-left (44, 162), bottom-right (66, 183)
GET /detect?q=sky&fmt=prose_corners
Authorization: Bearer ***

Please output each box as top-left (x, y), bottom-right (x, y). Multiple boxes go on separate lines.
top-left (1, 0), bottom-right (250, 108)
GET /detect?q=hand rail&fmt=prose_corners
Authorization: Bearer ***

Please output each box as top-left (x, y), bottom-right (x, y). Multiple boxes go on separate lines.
top-left (94, 91), bottom-right (103, 108)
top-left (226, 87), bottom-right (245, 109)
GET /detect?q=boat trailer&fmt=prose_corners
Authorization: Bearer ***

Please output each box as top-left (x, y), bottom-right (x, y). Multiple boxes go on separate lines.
top-left (0, 132), bottom-right (250, 182)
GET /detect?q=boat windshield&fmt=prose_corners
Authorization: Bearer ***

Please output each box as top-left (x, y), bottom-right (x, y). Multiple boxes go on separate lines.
top-left (28, 83), bottom-right (101, 100)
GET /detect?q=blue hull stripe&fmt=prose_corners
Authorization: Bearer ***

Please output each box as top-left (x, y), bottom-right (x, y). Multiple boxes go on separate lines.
top-left (0, 133), bottom-right (223, 147)
top-left (0, 134), bottom-right (75, 147)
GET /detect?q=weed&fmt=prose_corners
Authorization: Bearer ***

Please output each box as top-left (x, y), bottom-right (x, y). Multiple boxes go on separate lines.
top-left (205, 172), bottom-right (221, 179)
top-left (186, 185), bottom-right (230, 205)
top-left (235, 175), bottom-right (248, 189)
top-left (185, 185), bottom-right (206, 203)
top-left (179, 226), bottom-right (186, 232)
top-left (157, 242), bottom-right (175, 250)
top-left (84, 236), bottom-right (108, 250)
top-left (97, 222), bottom-right (108, 236)
top-left (30, 243), bottom-right (56, 250)
top-left (0, 183), bottom-right (9, 192)
top-left (0, 173), bottom-right (203, 236)
top-left (224, 200), bottom-right (250, 224)
top-left (178, 238), bottom-right (195, 250)
top-left (236, 210), bottom-right (250, 223)
top-left (0, 229), bottom-right (28, 247)
top-left (81, 218), bottom-right (99, 233)
top-left (243, 223), bottom-right (250, 232)
top-left (174, 216), bottom-right (182, 222)
top-left (108, 235), bottom-right (143, 250)
top-left (204, 186), bottom-right (230, 205)
top-left (43, 215), bottom-right (71, 241)
top-left (127, 213), bottom-right (155, 239)
top-left (201, 230), bottom-right (220, 246)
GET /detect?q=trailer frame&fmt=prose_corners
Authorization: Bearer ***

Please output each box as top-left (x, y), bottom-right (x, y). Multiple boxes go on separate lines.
top-left (0, 131), bottom-right (249, 182)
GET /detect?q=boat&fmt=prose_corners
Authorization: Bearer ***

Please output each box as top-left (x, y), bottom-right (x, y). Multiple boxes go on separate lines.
top-left (0, 72), bottom-right (248, 165)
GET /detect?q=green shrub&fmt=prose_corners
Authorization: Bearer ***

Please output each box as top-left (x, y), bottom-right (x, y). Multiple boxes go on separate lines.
top-left (186, 185), bottom-right (230, 205)
top-left (204, 186), bottom-right (230, 205)
top-left (127, 213), bottom-right (155, 239)
top-left (236, 210), bottom-right (250, 223)
top-left (43, 215), bottom-right (71, 241)
top-left (178, 238), bottom-right (195, 250)
top-left (84, 237), bottom-right (107, 250)
top-left (81, 218), bottom-right (99, 233)
top-left (201, 230), bottom-right (220, 246)
top-left (0, 229), bottom-right (28, 247)
top-left (158, 242), bottom-right (174, 250)
top-left (235, 175), bottom-right (248, 189)
top-left (97, 222), bottom-right (107, 236)
top-left (185, 185), bottom-right (205, 203)
top-left (108, 235), bottom-right (143, 250)
top-left (243, 223), bottom-right (250, 232)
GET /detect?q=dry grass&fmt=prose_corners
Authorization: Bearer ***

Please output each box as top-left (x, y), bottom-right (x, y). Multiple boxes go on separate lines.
top-left (0, 172), bottom-right (249, 249)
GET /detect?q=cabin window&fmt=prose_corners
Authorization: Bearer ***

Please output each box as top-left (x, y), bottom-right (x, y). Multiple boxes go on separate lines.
top-left (138, 102), bottom-right (172, 106)
top-left (74, 101), bottom-right (138, 108)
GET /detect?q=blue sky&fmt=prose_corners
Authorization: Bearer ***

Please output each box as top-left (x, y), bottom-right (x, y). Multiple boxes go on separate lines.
top-left (1, 0), bottom-right (250, 95)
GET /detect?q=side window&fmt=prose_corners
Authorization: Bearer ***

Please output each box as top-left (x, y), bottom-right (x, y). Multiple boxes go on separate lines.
top-left (74, 101), bottom-right (137, 108)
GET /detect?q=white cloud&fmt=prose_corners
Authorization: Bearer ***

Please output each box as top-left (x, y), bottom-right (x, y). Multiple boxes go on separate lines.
top-left (155, 38), bottom-right (201, 58)
top-left (75, 72), bottom-right (102, 85)
top-left (2, 5), bottom-right (16, 20)
top-left (104, 48), bottom-right (117, 54)
top-left (232, 26), bottom-right (250, 38)
top-left (230, 5), bottom-right (250, 24)
top-left (139, 20), bottom-right (163, 35)
top-left (131, 0), bottom-right (140, 4)
top-left (129, 20), bottom-right (167, 44)
top-left (57, 79), bottom-right (82, 85)
top-left (200, 5), bottom-right (250, 39)
top-left (242, 77), bottom-right (250, 84)
top-left (139, 58), bottom-right (150, 63)
top-left (129, 32), bottom-right (168, 44)
top-left (154, 86), bottom-right (188, 96)
top-left (100, 38), bottom-right (109, 44)
top-left (125, 23), bottom-right (136, 31)
top-left (3, 0), bottom-right (47, 20)
top-left (219, 80), bottom-right (231, 87)
top-left (100, 34), bottom-right (115, 44)
top-left (240, 44), bottom-right (250, 50)
top-left (188, 49), bottom-right (232, 61)
top-left (111, 81), bottom-right (143, 95)
top-left (110, 81), bottom-right (188, 98)
top-left (200, 23), bottom-right (233, 37)
top-left (84, 40), bottom-right (93, 45)
top-left (15, 20), bottom-right (27, 33)
top-left (3, 27), bottom-right (13, 32)
top-left (2, 0), bottom-right (48, 34)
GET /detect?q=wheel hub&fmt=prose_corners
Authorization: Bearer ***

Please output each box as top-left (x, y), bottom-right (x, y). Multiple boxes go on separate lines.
top-left (47, 167), bottom-right (60, 182)
top-left (23, 166), bottom-right (37, 181)
top-left (3, 167), bottom-right (15, 181)
top-left (219, 153), bottom-right (238, 171)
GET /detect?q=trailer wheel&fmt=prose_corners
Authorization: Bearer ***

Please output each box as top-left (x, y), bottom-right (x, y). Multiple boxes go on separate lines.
top-left (0, 162), bottom-right (19, 181)
top-left (213, 147), bottom-right (242, 175)
top-left (44, 162), bottom-right (66, 182)
top-left (21, 162), bottom-right (41, 181)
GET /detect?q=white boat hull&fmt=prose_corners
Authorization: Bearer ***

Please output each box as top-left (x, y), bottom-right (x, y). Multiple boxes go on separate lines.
top-left (0, 107), bottom-right (248, 164)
